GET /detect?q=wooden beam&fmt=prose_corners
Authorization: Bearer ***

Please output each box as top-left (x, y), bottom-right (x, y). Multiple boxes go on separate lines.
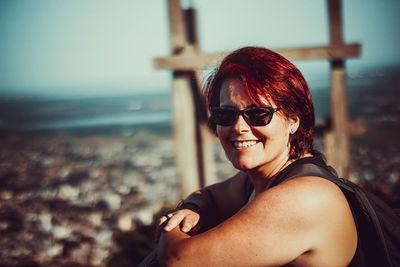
top-left (172, 73), bottom-right (201, 196)
top-left (167, 0), bottom-right (202, 198)
top-left (326, 0), bottom-right (350, 177)
top-left (278, 44), bottom-right (360, 60)
top-left (314, 119), bottom-right (365, 137)
top-left (328, 0), bottom-right (343, 45)
top-left (154, 44), bottom-right (361, 70)
top-left (166, 0), bottom-right (218, 197)
top-left (168, 0), bottom-right (187, 53)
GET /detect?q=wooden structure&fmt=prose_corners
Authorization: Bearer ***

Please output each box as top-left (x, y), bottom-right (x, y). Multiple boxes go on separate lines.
top-left (155, 0), bottom-right (362, 197)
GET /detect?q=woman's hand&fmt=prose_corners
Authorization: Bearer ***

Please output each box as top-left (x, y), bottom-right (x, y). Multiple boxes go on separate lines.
top-left (155, 209), bottom-right (201, 243)
top-left (160, 209), bottom-right (200, 233)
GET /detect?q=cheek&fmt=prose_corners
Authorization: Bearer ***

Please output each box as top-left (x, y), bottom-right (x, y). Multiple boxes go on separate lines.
top-left (216, 126), bottom-right (233, 150)
top-left (253, 123), bottom-right (290, 148)
top-left (270, 129), bottom-right (291, 150)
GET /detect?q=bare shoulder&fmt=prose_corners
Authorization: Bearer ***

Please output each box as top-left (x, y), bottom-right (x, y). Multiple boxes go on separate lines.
top-left (286, 175), bottom-right (351, 211)
top-left (255, 175), bottom-right (353, 225)
top-left (250, 175), bottom-right (358, 266)
top-left (273, 175), bottom-right (348, 204)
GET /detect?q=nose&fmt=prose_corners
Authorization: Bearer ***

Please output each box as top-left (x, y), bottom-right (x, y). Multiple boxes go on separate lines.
top-left (233, 114), bottom-right (251, 133)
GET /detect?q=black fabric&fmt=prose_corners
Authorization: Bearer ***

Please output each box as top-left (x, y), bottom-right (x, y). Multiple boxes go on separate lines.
top-left (262, 153), bottom-right (400, 267)
top-left (138, 250), bottom-right (160, 267)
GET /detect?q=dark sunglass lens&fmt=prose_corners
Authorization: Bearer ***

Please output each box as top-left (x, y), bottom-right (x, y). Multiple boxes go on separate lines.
top-left (245, 108), bottom-right (272, 126)
top-left (212, 108), bottom-right (236, 126)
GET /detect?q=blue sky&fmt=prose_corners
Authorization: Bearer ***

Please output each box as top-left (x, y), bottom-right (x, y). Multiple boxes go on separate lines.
top-left (1, 0), bottom-right (399, 97)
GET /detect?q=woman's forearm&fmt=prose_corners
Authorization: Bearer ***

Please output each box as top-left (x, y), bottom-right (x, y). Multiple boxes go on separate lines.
top-left (157, 227), bottom-right (190, 266)
top-left (180, 189), bottom-right (219, 232)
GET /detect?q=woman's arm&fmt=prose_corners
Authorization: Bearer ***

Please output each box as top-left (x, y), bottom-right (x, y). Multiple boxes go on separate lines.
top-left (157, 176), bottom-right (358, 267)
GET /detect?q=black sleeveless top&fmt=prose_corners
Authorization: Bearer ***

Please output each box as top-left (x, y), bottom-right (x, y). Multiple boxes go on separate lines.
top-left (245, 153), bottom-right (365, 266)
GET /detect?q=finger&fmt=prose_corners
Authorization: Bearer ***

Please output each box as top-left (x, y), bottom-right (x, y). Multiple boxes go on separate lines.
top-left (180, 217), bottom-right (194, 233)
top-left (158, 214), bottom-right (171, 225)
top-left (164, 213), bottom-right (184, 231)
top-left (181, 214), bottom-right (200, 233)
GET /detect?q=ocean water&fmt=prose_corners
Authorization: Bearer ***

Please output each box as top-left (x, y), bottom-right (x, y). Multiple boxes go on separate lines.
top-left (0, 66), bottom-right (398, 137)
top-left (0, 90), bottom-right (334, 133)
top-left (0, 93), bottom-right (172, 131)
top-left (28, 110), bottom-right (172, 130)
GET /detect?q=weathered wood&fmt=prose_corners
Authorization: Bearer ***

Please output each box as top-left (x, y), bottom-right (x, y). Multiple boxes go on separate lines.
top-left (184, 8), bottom-right (199, 51)
top-left (167, 0), bottom-right (217, 197)
top-left (348, 120), bottom-right (366, 136)
top-left (154, 44), bottom-right (361, 70)
top-left (168, 0), bottom-right (200, 198)
top-left (168, 0), bottom-right (187, 53)
top-left (193, 69), bottom-right (219, 187)
top-left (200, 124), bottom-right (218, 186)
top-left (328, 0), bottom-right (343, 45)
top-left (329, 62), bottom-right (350, 176)
top-left (326, 0), bottom-right (351, 177)
top-left (172, 73), bottom-right (201, 195)
top-left (315, 119), bottom-right (365, 137)
top-left (186, 11), bottom-right (218, 188)
top-left (323, 120), bottom-right (365, 177)
top-left (323, 130), bottom-right (335, 169)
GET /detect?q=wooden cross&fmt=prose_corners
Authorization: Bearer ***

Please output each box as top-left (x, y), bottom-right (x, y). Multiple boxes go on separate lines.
top-left (155, 0), bottom-right (362, 197)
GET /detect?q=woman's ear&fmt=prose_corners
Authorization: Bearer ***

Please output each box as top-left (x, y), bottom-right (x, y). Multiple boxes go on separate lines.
top-left (289, 116), bottom-right (300, 134)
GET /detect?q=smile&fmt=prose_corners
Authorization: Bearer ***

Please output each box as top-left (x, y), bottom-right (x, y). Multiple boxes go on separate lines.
top-left (232, 140), bottom-right (258, 148)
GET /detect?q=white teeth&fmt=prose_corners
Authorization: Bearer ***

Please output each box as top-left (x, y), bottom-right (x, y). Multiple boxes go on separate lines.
top-left (233, 141), bottom-right (257, 148)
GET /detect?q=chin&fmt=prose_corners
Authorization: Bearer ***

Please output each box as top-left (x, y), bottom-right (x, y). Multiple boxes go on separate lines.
top-left (232, 159), bottom-right (257, 171)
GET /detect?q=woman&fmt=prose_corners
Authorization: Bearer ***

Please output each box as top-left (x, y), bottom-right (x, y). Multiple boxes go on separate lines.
top-left (154, 47), bottom-right (359, 266)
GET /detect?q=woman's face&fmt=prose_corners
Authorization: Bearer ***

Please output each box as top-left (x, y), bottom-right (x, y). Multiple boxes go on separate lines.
top-left (216, 77), bottom-right (296, 173)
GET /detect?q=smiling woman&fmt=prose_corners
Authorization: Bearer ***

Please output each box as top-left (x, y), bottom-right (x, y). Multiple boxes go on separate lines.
top-left (136, 46), bottom-right (369, 267)
top-left (205, 46), bottom-right (315, 177)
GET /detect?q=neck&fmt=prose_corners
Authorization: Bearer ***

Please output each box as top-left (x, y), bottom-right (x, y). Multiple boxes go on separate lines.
top-left (247, 152), bottom-right (313, 196)
top-left (247, 153), bottom-right (292, 195)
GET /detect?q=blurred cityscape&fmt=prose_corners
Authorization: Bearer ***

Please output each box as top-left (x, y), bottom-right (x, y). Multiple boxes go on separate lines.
top-left (0, 123), bottom-right (180, 266)
top-left (0, 66), bottom-right (399, 266)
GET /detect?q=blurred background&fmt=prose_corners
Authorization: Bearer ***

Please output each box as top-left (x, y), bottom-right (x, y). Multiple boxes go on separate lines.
top-left (0, 0), bottom-right (399, 266)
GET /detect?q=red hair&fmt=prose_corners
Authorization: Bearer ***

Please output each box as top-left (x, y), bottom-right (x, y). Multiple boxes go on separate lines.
top-left (204, 46), bottom-right (315, 159)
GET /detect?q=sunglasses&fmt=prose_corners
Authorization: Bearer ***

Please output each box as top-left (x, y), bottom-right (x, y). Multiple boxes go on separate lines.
top-left (210, 106), bottom-right (278, 126)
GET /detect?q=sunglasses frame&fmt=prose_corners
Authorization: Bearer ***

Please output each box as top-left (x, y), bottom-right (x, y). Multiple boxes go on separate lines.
top-left (211, 106), bottom-right (278, 127)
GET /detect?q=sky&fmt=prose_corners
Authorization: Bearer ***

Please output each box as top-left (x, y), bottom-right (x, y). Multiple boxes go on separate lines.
top-left (0, 0), bottom-right (400, 97)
